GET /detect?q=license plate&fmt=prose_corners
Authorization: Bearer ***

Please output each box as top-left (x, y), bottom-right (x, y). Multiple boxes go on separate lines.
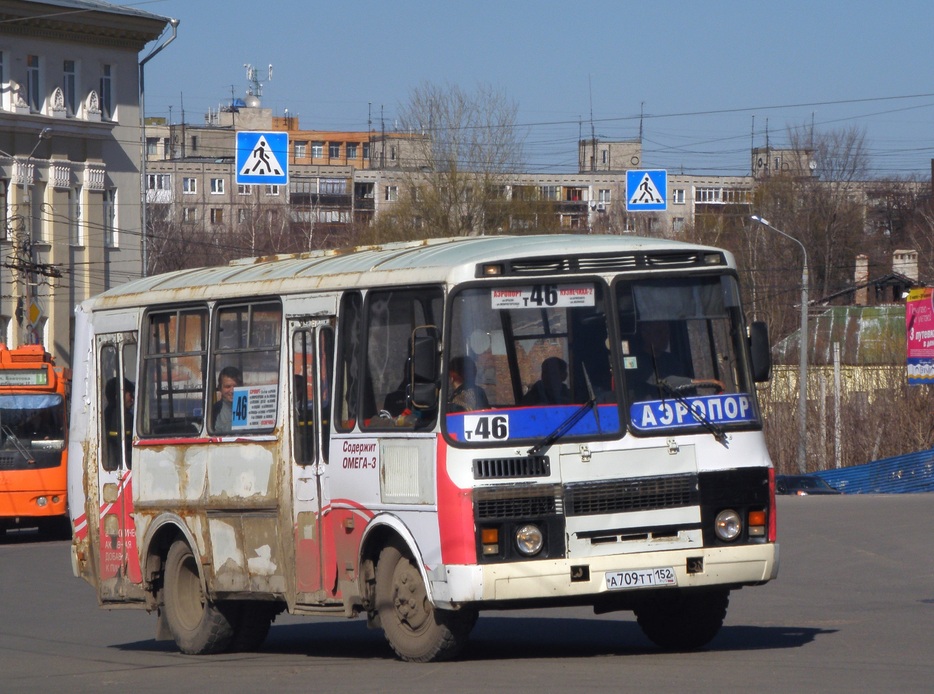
top-left (605, 567), bottom-right (677, 591)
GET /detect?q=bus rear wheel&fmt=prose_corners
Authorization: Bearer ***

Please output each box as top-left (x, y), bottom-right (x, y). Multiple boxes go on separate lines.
top-left (634, 588), bottom-right (729, 651)
top-left (163, 540), bottom-right (236, 654)
top-left (375, 543), bottom-right (476, 662)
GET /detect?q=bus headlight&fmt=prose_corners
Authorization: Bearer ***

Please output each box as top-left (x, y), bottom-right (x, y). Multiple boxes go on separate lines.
top-left (515, 524), bottom-right (544, 556)
top-left (36, 496), bottom-right (48, 507)
top-left (714, 509), bottom-right (742, 542)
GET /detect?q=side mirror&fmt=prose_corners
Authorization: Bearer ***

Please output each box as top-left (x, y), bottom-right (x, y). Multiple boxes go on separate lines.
top-left (409, 325), bottom-right (440, 410)
top-left (749, 321), bottom-right (771, 382)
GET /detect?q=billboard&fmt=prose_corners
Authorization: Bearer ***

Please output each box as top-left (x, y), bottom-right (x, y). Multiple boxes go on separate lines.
top-left (906, 287), bottom-right (934, 385)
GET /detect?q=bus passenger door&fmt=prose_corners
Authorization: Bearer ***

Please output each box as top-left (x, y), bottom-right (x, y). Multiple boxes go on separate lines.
top-left (95, 333), bottom-right (143, 602)
top-left (290, 320), bottom-right (334, 602)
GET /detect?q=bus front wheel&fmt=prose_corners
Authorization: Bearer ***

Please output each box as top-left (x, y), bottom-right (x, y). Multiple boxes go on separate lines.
top-left (634, 588), bottom-right (729, 651)
top-left (163, 540), bottom-right (236, 654)
top-left (375, 543), bottom-right (476, 662)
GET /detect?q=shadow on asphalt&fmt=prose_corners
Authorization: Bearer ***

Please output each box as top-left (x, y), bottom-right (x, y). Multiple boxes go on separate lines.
top-left (115, 615), bottom-right (835, 661)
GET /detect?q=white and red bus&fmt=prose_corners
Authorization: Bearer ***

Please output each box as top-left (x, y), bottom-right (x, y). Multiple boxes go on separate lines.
top-left (68, 235), bottom-right (778, 661)
top-left (1, 344), bottom-right (70, 537)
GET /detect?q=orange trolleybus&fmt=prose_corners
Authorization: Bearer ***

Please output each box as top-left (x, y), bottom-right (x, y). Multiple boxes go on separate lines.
top-left (0, 343), bottom-right (70, 536)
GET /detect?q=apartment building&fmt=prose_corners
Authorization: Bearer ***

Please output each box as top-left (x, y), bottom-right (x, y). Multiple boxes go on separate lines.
top-left (0, 0), bottom-right (172, 365)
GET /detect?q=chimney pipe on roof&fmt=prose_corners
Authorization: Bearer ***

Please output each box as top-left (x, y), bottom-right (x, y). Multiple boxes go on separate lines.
top-left (855, 254), bottom-right (869, 306)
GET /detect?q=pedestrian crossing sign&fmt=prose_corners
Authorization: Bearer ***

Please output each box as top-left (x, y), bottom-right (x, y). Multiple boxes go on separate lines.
top-left (236, 131), bottom-right (289, 185)
top-left (626, 169), bottom-right (667, 211)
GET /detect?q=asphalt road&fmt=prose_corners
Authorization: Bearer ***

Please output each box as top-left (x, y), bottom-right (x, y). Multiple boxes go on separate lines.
top-left (2, 495), bottom-right (933, 693)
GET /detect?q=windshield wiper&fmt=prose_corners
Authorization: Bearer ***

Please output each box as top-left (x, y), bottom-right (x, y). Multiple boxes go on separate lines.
top-left (657, 379), bottom-right (730, 447)
top-left (1, 424), bottom-right (35, 462)
top-left (527, 395), bottom-right (596, 457)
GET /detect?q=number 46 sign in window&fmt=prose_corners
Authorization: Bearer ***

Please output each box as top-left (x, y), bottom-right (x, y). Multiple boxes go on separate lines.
top-left (462, 414), bottom-right (510, 441)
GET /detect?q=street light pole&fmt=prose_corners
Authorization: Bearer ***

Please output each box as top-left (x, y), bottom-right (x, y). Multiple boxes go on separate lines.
top-left (751, 215), bottom-right (809, 474)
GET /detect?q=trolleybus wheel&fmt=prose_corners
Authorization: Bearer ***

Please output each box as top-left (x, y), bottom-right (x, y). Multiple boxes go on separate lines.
top-left (634, 588), bottom-right (729, 651)
top-left (163, 540), bottom-right (236, 654)
top-left (375, 543), bottom-right (476, 662)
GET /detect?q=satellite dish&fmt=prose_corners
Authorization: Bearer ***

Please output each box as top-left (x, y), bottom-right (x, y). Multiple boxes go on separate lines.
top-left (809, 160), bottom-right (817, 170)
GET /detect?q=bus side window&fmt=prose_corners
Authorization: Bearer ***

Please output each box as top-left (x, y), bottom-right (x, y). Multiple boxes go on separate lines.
top-left (140, 308), bottom-right (208, 437)
top-left (319, 327), bottom-right (334, 461)
top-left (362, 287), bottom-right (443, 429)
top-left (292, 330), bottom-right (315, 465)
top-left (100, 344), bottom-right (120, 472)
top-left (210, 301), bottom-right (282, 435)
top-left (335, 292), bottom-right (362, 432)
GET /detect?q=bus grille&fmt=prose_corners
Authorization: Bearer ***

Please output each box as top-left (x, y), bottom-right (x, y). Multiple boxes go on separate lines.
top-left (564, 474), bottom-right (698, 517)
top-left (475, 485), bottom-right (562, 519)
top-left (473, 455), bottom-right (550, 479)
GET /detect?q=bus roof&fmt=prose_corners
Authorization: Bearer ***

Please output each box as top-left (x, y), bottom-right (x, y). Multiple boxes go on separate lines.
top-left (84, 234), bottom-right (733, 311)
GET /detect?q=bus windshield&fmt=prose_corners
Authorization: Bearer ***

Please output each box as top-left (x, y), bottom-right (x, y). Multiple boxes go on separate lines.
top-left (0, 394), bottom-right (66, 449)
top-left (446, 274), bottom-right (760, 445)
top-left (447, 281), bottom-right (619, 445)
top-left (617, 274), bottom-right (759, 436)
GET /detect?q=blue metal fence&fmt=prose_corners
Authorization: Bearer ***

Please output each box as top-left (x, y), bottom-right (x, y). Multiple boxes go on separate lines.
top-left (812, 448), bottom-right (934, 493)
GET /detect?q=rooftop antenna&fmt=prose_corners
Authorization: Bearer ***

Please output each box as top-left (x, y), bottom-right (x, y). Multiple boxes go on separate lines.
top-left (243, 63), bottom-right (272, 101)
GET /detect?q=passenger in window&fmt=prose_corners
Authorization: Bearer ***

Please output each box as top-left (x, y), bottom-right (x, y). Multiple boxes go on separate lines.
top-left (104, 377), bottom-right (134, 462)
top-left (521, 356), bottom-right (571, 406)
top-left (447, 356), bottom-right (490, 412)
top-left (212, 366), bottom-right (243, 433)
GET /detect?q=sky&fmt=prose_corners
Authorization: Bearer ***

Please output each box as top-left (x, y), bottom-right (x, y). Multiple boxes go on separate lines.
top-left (129, 0), bottom-right (934, 178)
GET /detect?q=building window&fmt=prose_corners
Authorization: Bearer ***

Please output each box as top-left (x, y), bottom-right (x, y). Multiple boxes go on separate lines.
top-left (63, 60), bottom-right (77, 116)
top-left (147, 174), bottom-right (170, 190)
top-left (385, 185), bottom-right (398, 202)
top-left (265, 184), bottom-right (279, 196)
top-left (389, 145), bottom-right (397, 162)
top-left (673, 217), bottom-right (685, 233)
top-left (320, 179), bottom-right (346, 195)
top-left (182, 207), bottom-right (198, 223)
top-left (673, 188), bottom-right (685, 204)
top-left (191, 135), bottom-right (199, 152)
top-left (540, 185), bottom-right (559, 201)
top-left (598, 189), bottom-right (611, 203)
top-left (183, 177), bottom-right (197, 194)
top-left (210, 178), bottom-right (225, 194)
top-left (294, 141), bottom-right (307, 158)
top-left (363, 143), bottom-right (370, 161)
top-left (346, 143), bottom-right (358, 159)
top-left (69, 186), bottom-right (83, 246)
top-left (27, 55), bottom-right (41, 112)
top-left (311, 142), bottom-right (323, 158)
top-left (601, 149), bottom-right (609, 165)
top-left (100, 64), bottom-right (113, 120)
top-left (210, 208), bottom-right (224, 225)
top-left (238, 208), bottom-right (248, 223)
top-left (103, 188), bottom-right (117, 247)
top-left (238, 184), bottom-right (251, 195)
top-left (146, 138), bottom-right (159, 156)
top-left (329, 142), bottom-right (341, 159)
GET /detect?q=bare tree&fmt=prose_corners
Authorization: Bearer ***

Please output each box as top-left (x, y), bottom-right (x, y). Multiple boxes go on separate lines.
top-left (369, 82), bottom-right (530, 240)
